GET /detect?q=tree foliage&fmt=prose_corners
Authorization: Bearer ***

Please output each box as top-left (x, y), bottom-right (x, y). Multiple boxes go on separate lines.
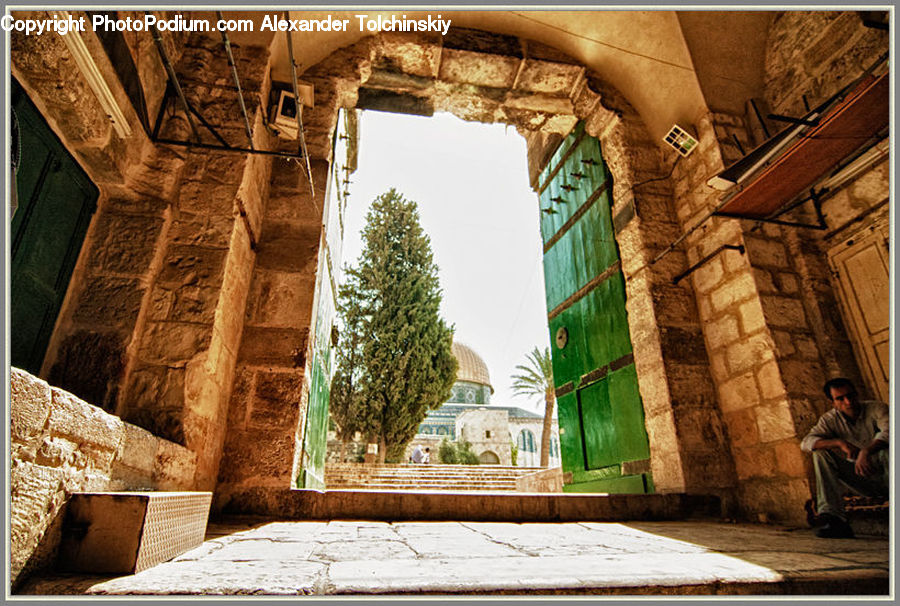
top-left (438, 438), bottom-right (480, 465)
top-left (511, 346), bottom-right (556, 467)
top-left (331, 189), bottom-right (457, 463)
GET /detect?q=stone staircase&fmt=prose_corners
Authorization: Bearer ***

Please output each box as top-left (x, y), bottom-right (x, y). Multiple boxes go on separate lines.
top-left (325, 463), bottom-right (543, 491)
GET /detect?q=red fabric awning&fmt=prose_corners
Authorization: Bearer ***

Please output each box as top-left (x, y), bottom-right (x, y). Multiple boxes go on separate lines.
top-left (717, 72), bottom-right (889, 219)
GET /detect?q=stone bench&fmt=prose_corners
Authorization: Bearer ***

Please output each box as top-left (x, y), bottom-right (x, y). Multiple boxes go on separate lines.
top-left (58, 492), bottom-right (212, 574)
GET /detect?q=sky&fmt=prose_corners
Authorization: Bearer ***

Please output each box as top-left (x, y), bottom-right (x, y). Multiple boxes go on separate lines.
top-left (339, 110), bottom-right (551, 414)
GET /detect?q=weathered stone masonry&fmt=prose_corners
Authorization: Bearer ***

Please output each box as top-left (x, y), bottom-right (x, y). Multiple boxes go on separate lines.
top-left (8, 12), bottom-right (889, 577)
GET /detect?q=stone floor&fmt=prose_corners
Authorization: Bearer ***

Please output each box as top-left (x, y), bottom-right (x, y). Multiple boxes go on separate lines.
top-left (21, 516), bottom-right (890, 596)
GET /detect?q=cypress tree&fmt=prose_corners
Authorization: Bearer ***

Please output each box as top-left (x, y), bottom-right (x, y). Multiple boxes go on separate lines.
top-left (332, 189), bottom-right (457, 463)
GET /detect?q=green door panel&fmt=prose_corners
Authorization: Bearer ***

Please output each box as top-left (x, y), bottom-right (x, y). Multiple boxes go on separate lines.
top-left (540, 122), bottom-right (652, 492)
top-left (578, 379), bottom-right (617, 468)
top-left (562, 473), bottom-right (648, 494)
top-left (11, 78), bottom-right (98, 374)
top-left (555, 391), bottom-right (583, 474)
top-left (608, 364), bottom-right (651, 462)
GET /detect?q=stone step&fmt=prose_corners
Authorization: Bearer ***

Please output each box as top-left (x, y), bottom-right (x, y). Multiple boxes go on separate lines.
top-left (325, 463), bottom-right (547, 492)
top-left (333, 483), bottom-right (519, 491)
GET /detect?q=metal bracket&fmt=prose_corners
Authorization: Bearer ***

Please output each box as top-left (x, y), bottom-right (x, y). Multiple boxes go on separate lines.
top-left (766, 113), bottom-right (821, 127)
top-left (151, 83), bottom-right (305, 160)
top-left (672, 244), bottom-right (745, 285)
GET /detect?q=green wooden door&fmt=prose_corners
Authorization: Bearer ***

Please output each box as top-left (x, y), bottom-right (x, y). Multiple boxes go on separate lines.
top-left (11, 78), bottom-right (98, 375)
top-left (538, 123), bottom-right (652, 493)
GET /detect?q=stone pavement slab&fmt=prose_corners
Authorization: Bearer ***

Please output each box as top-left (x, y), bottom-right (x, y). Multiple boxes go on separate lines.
top-left (19, 517), bottom-right (890, 596)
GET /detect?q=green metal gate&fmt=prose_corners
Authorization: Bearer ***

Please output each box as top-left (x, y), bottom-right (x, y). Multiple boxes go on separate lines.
top-left (11, 78), bottom-right (98, 375)
top-left (538, 122), bottom-right (652, 493)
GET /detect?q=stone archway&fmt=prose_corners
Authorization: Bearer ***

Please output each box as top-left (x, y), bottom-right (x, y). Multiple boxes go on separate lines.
top-left (228, 27), bottom-right (737, 506)
top-left (479, 451), bottom-right (501, 465)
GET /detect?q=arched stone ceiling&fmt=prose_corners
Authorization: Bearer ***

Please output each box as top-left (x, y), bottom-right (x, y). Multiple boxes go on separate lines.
top-left (193, 10), bottom-right (772, 145)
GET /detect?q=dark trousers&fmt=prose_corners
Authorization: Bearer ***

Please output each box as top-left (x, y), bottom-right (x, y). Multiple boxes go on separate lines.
top-left (812, 448), bottom-right (889, 520)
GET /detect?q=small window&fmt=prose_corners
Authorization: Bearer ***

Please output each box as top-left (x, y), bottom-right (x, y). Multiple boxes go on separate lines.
top-left (485, 430), bottom-right (492, 438)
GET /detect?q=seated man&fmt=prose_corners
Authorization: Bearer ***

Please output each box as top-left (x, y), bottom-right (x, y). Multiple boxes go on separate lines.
top-left (411, 444), bottom-right (425, 464)
top-left (800, 378), bottom-right (889, 538)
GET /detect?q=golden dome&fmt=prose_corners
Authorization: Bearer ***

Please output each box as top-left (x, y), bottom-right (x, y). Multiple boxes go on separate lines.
top-left (451, 341), bottom-right (493, 393)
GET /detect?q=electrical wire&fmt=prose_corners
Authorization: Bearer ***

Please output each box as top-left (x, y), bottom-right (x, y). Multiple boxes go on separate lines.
top-left (510, 11), bottom-right (751, 87)
top-left (632, 154), bottom-right (682, 190)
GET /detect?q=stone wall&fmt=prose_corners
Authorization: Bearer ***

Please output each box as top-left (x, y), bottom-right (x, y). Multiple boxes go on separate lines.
top-left (516, 467), bottom-right (564, 493)
top-left (658, 10), bottom-right (890, 524)
top-left (457, 409), bottom-right (512, 465)
top-left (14, 20), bottom-right (276, 493)
top-left (10, 367), bottom-right (196, 590)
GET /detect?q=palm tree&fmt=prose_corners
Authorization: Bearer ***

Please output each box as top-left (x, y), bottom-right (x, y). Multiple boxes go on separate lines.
top-left (511, 346), bottom-right (555, 467)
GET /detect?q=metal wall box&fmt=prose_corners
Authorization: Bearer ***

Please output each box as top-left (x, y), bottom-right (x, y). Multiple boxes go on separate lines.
top-left (58, 492), bottom-right (212, 574)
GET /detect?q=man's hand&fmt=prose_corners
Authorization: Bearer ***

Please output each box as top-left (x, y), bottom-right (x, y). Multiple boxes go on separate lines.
top-left (836, 439), bottom-right (860, 461)
top-left (855, 447), bottom-right (874, 476)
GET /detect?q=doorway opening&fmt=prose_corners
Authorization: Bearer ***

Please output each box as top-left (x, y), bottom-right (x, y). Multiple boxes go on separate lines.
top-left (321, 109), bottom-right (652, 495)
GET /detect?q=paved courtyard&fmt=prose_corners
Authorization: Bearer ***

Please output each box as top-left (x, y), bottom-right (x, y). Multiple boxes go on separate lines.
top-left (20, 516), bottom-right (890, 596)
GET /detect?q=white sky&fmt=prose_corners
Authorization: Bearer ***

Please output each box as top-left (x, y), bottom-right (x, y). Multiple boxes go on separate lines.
top-left (339, 110), bottom-right (551, 414)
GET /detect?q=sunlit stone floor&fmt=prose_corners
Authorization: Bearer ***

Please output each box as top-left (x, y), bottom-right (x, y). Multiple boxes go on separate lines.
top-left (21, 517), bottom-right (889, 596)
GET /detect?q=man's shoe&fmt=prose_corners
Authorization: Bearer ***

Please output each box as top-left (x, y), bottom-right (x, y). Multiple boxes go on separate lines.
top-left (815, 515), bottom-right (855, 538)
top-left (805, 499), bottom-right (822, 527)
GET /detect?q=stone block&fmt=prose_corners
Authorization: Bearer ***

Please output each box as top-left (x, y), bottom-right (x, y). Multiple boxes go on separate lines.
top-left (255, 221), bottom-right (322, 273)
top-left (158, 245), bottom-right (228, 289)
top-left (760, 295), bottom-right (807, 329)
top-left (58, 492), bottom-right (211, 574)
top-left (658, 326), bottom-right (708, 364)
top-left (153, 438), bottom-right (198, 490)
top-left (778, 359), bottom-right (825, 397)
top-left (220, 429), bottom-right (296, 484)
top-left (723, 408), bottom-right (759, 447)
top-left (10, 368), bottom-right (52, 448)
top-left (709, 272), bottom-right (757, 313)
top-left (439, 48), bottom-right (519, 88)
top-left (246, 271), bottom-right (316, 328)
top-left (672, 407), bottom-right (727, 449)
top-left (376, 32), bottom-right (442, 78)
top-left (107, 465), bottom-right (154, 491)
top-left (9, 460), bottom-right (68, 588)
top-left (249, 371), bottom-right (303, 430)
top-left (178, 182), bottom-right (237, 216)
top-left (774, 440), bottom-right (807, 478)
top-left (732, 444), bottom-right (777, 480)
top-left (516, 58), bottom-right (582, 94)
top-left (717, 371), bottom-right (760, 413)
top-left (705, 314), bottom-right (740, 350)
top-left (756, 361), bottom-right (786, 400)
top-left (170, 214), bottom-right (235, 249)
top-left (744, 236), bottom-right (789, 268)
top-left (115, 422), bottom-right (160, 472)
top-left (139, 321), bottom-right (212, 363)
top-left (755, 401), bottom-right (796, 442)
top-left (71, 276), bottom-right (145, 329)
top-left (89, 212), bottom-right (165, 275)
top-left (238, 327), bottom-right (309, 368)
top-left (691, 257), bottom-right (723, 293)
top-left (725, 333), bottom-right (776, 375)
top-left (201, 152), bottom-right (248, 185)
top-left (503, 91), bottom-right (574, 115)
top-left (169, 286), bottom-right (220, 324)
top-left (776, 272), bottom-right (799, 294)
top-left (737, 300), bottom-right (767, 335)
top-left (35, 435), bottom-right (79, 468)
top-left (772, 330), bottom-right (796, 358)
top-left (48, 388), bottom-right (125, 464)
top-left (707, 350), bottom-right (729, 380)
top-left (48, 330), bottom-right (127, 414)
top-left (226, 368), bottom-right (254, 429)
